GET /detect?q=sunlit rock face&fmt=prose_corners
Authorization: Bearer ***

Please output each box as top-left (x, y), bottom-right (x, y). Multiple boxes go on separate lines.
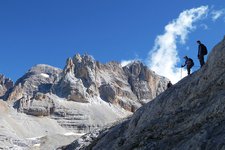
top-left (0, 53), bottom-right (168, 149)
top-left (0, 74), bottom-right (13, 97)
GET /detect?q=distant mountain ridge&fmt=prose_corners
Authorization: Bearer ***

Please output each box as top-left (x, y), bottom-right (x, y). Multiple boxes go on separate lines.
top-left (4, 54), bottom-right (168, 113)
top-left (0, 53), bottom-right (169, 149)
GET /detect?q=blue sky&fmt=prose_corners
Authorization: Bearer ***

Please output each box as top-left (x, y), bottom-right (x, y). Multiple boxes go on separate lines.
top-left (0, 1), bottom-right (224, 82)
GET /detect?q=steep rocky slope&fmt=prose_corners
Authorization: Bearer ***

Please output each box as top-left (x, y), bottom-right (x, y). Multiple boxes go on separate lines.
top-left (62, 37), bottom-right (225, 150)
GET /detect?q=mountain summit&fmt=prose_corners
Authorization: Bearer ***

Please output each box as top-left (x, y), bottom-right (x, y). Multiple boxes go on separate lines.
top-left (5, 54), bottom-right (168, 113)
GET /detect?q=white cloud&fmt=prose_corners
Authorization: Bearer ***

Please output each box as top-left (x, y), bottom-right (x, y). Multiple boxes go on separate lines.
top-left (121, 53), bottom-right (142, 67)
top-left (121, 60), bottom-right (135, 67)
top-left (146, 6), bottom-right (208, 83)
top-left (211, 9), bottom-right (225, 21)
top-left (121, 58), bottom-right (142, 67)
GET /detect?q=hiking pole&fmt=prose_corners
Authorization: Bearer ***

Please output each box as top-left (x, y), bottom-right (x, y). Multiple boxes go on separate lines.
top-left (181, 67), bottom-right (182, 79)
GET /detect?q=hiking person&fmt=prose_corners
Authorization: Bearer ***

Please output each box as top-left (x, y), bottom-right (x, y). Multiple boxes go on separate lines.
top-left (167, 81), bottom-right (172, 88)
top-left (197, 40), bottom-right (207, 67)
top-left (181, 56), bottom-right (194, 75)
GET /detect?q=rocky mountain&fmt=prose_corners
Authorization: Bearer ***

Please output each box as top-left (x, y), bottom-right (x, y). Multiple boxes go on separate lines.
top-left (0, 53), bottom-right (168, 149)
top-left (62, 36), bottom-right (225, 150)
top-left (0, 74), bottom-right (13, 97)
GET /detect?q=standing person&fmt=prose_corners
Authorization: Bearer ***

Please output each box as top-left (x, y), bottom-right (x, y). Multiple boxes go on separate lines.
top-left (167, 81), bottom-right (172, 88)
top-left (197, 40), bottom-right (207, 67)
top-left (181, 56), bottom-right (194, 75)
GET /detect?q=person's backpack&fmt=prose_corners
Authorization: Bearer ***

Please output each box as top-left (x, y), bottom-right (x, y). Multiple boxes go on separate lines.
top-left (188, 58), bottom-right (194, 67)
top-left (201, 44), bottom-right (208, 55)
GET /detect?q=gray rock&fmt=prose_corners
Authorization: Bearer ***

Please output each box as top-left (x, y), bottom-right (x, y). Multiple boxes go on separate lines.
top-left (64, 36), bottom-right (225, 150)
top-left (4, 64), bottom-right (61, 116)
top-left (0, 74), bottom-right (13, 97)
top-left (51, 53), bottom-right (169, 112)
top-left (1, 52), bottom-right (169, 149)
top-left (73, 54), bottom-right (96, 89)
top-left (123, 61), bottom-right (168, 103)
top-left (6, 64), bottom-right (62, 103)
top-left (19, 92), bottom-right (55, 116)
top-left (64, 57), bottom-right (75, 75)
top-left (53, 73), bottom-right (89, 103)
top-left (99, 84), bottom-right (116, 103)
top-left (5, 53), bottom-right (168, 118)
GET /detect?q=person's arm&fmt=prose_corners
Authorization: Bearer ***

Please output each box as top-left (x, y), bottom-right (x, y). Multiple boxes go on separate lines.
top-left (181, 61), bottom-right (187, 67)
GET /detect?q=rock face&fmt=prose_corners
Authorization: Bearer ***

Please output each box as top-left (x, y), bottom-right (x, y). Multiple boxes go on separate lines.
top-left (1, 53), bottom-right (168, 149)
top-left (19, 92), bottom-right (55, 116)
top-left (52, 53), bottom-right (168, 112)
top-left (4, 64), bottom-right (62, 117)
top-left (4, 54), bottom-right (168, 119)
top-left (63, 37), bottom-right (225, 150)
top-left (6, 64), bottom-right (61, 103)
top-left (53, 57), bottom-right (90, 103)
top-left (10, 56), bottom-right (167, 127)
top-left (69, 54), bottom-right (168, 111)
top-left (123, 61), bottom-right (166, 103)
top-left (0, 74), bottom-right (13, 97)
top-left (0, 100), bottom-right (75, 150)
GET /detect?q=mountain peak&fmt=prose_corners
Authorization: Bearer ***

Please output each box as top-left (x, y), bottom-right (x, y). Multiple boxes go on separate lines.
top-left (0, 52), bottom-right (169, 149)
top-left (0, 74), bottom-right (13, 97)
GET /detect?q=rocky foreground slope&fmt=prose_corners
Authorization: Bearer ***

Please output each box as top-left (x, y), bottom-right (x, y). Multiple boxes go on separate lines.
top-left (0, 54), bottom-right (168, 149)
top-left (61, 37), bottom-right (225, 150)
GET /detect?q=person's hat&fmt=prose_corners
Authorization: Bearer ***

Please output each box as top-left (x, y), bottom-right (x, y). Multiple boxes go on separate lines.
top-left (197, 40), bottom-right (201, 43)
top-left (183, 56), bottom-right (188, 58)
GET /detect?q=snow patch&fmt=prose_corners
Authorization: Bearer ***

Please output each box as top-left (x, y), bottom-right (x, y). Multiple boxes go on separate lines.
top-left (40, 73), bottom-right (50, 78)
top-left (33, 144), bottom-right (41, 147)
top-left (64, 132), bottom-right (85, 136)
top-left (121, 60), bottom-right (134, 67)
top-left (26, 136), bottom-right (43, 140)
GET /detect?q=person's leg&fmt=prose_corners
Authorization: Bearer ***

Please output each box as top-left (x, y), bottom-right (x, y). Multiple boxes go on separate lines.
top-left (187, 67), bottom-right (190, 75)
top-left (199, 55), bottom-right (205, 67)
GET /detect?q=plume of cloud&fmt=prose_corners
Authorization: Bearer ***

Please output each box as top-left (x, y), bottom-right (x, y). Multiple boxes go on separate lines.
top-left (211, 9), bottom-right (225, 21)
top-left (121, 53), bottom-right (142, 67)
top-left (121, 60), bottom-right (135, 67)
top-left (147, 6), bottom-right (208, 83)
top-left (121, 58), bottom-right (142, 67)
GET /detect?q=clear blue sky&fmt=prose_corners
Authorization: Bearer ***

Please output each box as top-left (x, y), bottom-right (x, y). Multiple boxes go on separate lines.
top-left (0, 0), bottom-right (224, 81)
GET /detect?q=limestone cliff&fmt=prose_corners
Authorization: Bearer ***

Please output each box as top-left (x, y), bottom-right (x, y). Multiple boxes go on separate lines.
top-left (1, 53), bottom-right (168, 149)
top-left (6, 64), bottom-right (61, 103)
top-left (0, 74), bottom-right (13, 97)
top-left (51, 53), bottom-right (169, 112)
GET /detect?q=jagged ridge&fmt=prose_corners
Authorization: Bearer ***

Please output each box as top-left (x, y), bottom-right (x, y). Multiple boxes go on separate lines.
top-left (0, 53), bottom-right (169, 149)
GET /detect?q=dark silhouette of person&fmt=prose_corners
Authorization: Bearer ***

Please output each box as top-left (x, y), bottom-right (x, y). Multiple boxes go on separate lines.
top-left (167, 81), bottom-right (172, 88)
top-left (197, 40), bottom-right (206, 67)
top-left (181, 56), bottom-right (194, 75)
